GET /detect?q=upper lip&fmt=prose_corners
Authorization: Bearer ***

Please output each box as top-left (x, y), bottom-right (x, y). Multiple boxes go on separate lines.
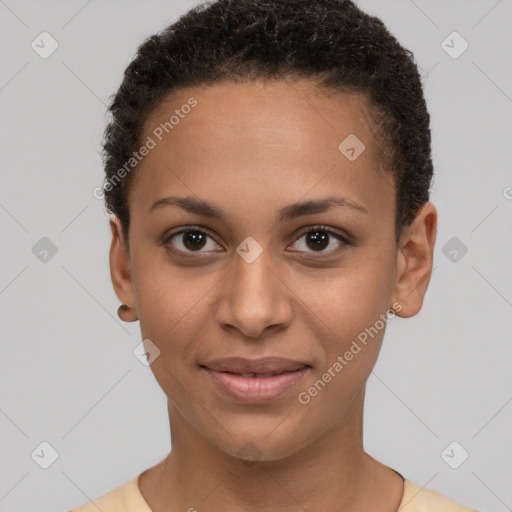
top-left (202, 356), bottom-right (310, 374)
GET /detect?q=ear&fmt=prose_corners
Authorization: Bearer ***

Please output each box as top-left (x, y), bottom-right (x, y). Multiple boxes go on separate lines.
top-left (391, 201), bottom-right (437, 318)
top-left (109, 214), bottom-right (135, 306)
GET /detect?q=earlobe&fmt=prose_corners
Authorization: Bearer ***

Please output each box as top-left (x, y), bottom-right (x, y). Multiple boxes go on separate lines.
top-left (109, 215), bottom-right (135, 308)
top-left (391, 202), bottom-right (438, 318)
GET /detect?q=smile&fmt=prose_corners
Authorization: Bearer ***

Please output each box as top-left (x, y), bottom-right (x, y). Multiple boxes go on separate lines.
top-left (201, 365), bottom-right (310, 404)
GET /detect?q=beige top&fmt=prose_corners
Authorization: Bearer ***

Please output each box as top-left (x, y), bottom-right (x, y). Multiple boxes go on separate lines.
top-left (68, 473), bottom-right (479, 511)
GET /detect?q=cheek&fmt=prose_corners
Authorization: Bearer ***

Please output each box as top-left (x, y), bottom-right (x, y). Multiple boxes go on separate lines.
top-left (133, 271), bottom-right (220, 399)
top-left (132, 246), bottom-right (210, 345)
top-left (291, 258), bottom-right (394, 343)
top-left (132, 237), bottom-right (393, 395)
top-left (287, 258), bottom-right (393, 402)
top-left (293, 279), bottom-right (388, 432)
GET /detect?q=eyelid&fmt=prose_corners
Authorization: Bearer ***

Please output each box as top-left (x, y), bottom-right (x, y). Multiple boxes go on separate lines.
top-left (287, 224), bottom-right (353, 256)
top-left (164, 224), bottom-right (223, 250)
top-left (167, 224), bottom-right (218, 240)
top-left (292, 224), bottom-right (352, 244)
top-left (163, 224), bottom-right (353, 255)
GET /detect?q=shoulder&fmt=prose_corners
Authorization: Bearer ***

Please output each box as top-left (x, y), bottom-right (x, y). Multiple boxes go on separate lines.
top-left (68, 474), bottom-right (152, 512)
top-left (68, 474), bottom-right (481, 512)
top-left (400, 479), bottom-right (480, 512)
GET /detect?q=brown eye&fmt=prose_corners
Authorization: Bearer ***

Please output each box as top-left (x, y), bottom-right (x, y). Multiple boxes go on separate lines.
top-left (289, 225), bottom-right (351, 254)
top-left (304, 230), bottom-right (329, 251)
top-left (165, 227), bottom-right (221, 253)
top-left (182, 230), bottom-right (208, 251)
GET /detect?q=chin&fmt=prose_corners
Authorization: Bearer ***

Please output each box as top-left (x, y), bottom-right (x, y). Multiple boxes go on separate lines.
top-left (209, 421), bottom-right (315, 464)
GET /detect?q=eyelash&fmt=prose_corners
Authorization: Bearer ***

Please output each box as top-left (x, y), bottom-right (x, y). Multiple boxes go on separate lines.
top-left (163, 224), bottom-right (352, 257)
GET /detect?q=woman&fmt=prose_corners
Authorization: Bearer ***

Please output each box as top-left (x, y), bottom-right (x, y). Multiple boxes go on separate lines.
top-left (71, 0), bottom-right (478, 510)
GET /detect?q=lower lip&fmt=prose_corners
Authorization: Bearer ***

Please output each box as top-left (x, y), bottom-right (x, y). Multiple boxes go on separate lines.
top-left (203, 367), bottom-right (310, 404)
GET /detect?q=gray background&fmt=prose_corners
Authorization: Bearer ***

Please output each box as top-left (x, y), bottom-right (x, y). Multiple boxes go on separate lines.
top-left (0, 0), bottom-right (511, 511)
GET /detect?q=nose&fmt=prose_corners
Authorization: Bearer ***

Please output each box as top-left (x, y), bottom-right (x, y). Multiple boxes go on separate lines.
top-left (214, 249), bottom-right (293, 339)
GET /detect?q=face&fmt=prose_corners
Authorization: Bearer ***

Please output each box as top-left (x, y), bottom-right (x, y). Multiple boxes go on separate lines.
top-left (110, 79), bottom-right (436, 462)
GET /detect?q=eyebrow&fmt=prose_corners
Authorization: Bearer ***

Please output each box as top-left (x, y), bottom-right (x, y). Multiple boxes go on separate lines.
top-left (148, 195), bottom-right (368, 222)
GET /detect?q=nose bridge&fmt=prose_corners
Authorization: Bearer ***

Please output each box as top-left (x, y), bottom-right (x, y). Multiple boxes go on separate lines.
top-left (217, 241), bottom-right (292, 338)
top-left (234, 246), bottom-right (275, 300)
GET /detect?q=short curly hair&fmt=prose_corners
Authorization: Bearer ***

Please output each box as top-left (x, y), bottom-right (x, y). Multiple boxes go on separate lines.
top-left (101, 0), bottom-right (433, 250)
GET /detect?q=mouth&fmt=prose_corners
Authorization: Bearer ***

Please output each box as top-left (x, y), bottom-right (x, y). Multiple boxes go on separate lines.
top-left (201, 356), bottom-right (311, 374)
top-left (219, 371), bottom-right (301, 377)
top-left (200, 357), bottom-right (311, 404)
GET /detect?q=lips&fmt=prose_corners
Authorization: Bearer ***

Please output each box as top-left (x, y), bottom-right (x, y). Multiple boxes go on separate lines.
top-left (202, 356), bottom-right (310, 375)
top-left (200, 357), bottom-right (311, 404)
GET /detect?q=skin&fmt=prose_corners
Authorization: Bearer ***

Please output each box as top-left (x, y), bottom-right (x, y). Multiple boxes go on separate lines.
top-left (109, 79), bottom-right (437, 512)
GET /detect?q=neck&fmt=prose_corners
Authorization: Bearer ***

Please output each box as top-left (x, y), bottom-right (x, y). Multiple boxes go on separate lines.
top-left (138, 388), bottom-right (403, 512)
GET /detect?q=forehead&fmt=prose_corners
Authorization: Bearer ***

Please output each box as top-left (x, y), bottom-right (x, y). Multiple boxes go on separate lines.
top-left (129, 79), bottom-right (394, 224)
top-left (145, 79), bottom-right (378, 156)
